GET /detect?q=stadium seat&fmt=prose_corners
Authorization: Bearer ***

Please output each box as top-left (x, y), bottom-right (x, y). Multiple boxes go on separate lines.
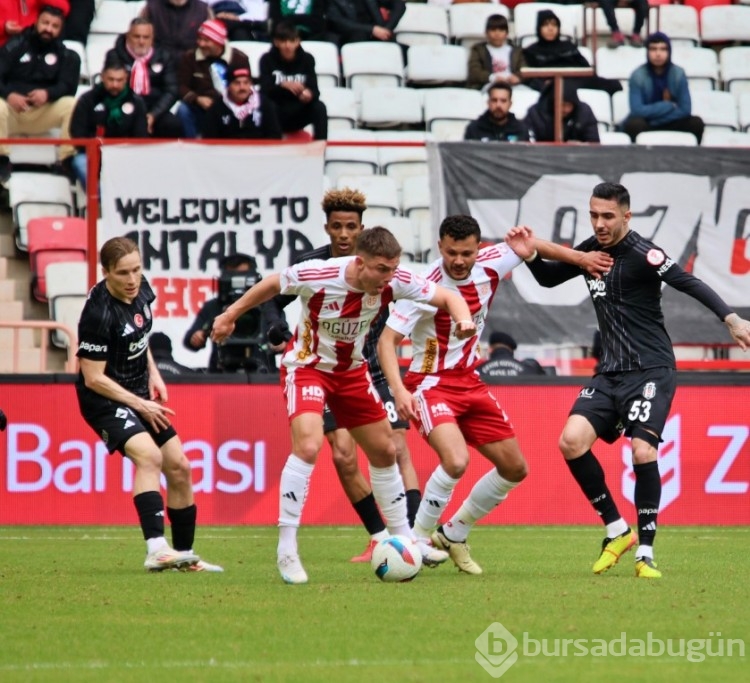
top-left (720, 47), bottom-right (750, 95)
top-left (375, 131), bottom-right (430, 183)
top-left (701, 129), bottom-right (750, 147)
top-left (89, 0), bottom-right (141, 35)
top-left (423, 87), bottom-right (485, 140)
top-left (85, 33), bottom-right (118, 81)
top-left (672, 46), bottom-right (719, 91)
top-left (599, 130), bottom-right (632, 145)
top-left (319, 87), bottom-right (359, 130)
top-left (9, 173), bottom-right (74, 251)
top-left (584, 6), bottom-right (635, 45)
top-left (230, 41), bottom-right (271, 80)
top-left (337, 175), bottom-right (401, 220)
top-left (46, 261), bottom-right (88, 348)
top-left (359, 87), bottom-right (423, 128)
top-left (691, 90), bottom-right (739, 130)
top-left (394, 4), bottom-right (450, 47)
top-left (377, 215), bottom-right (421, 260)
top-left (649, 4), bottom-right (700, 46)
top-left (324, 130), bottom-right (379, 185)
top-left (509, 88), bottom-right (540, 121)
top-left (27, 217), bottom-right (87, 302)
top-left (577, 88), bottom-right (613, 130)
top-left (700, 6), bottom-right (750, 43)
top-left (63, 40), bottom-right (89, 84)
top-left (634, 130), bottom-right (699, 146)
top-left (341, 42), bottom-right (404, 92)
top-left (611, 87), bottom-right (630, 126)
top-left (8, 131), bottom-right (59, 166)
top-left (448, 3), bottom-right (511, 48)
top-left (301, 41), bottom-right (340, 88)
top-left (514, 3), bottom-right (584, 47)
top-left (406, 45), bottom-right (469, 86)
top-left (401, 175), bottom-right (431, 224)
top-left (595, 46), bottom-right (646, 87)
top-left (739, 93), bottom-right (750, 131)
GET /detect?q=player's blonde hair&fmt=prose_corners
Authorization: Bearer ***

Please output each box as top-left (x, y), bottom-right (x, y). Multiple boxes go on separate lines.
top-left (100, 236), bottom-right (139, 270)
top-left (321, 187), bottom-right (367, 219)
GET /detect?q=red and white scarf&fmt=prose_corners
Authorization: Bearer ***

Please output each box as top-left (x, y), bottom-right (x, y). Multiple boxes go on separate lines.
top-left (222, 90), bottom-right (260, 122)
top-left (126, 45), bottom-right (154, 96)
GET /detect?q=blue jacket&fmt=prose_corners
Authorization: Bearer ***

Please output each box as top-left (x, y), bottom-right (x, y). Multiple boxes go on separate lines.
top-left (627, 62), bottom-right (691, 126)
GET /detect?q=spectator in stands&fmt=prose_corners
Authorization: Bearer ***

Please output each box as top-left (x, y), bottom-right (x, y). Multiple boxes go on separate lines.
top-left (177, 19), bottom-right (250, 138)
top-left (0, 2), bottom-right (80, 183)
top-left (601, 0), bottom-right (647, 48)
top-left (203, 65), bottom-right (282, 139)
top-left (62, 0), bottom-right (94, 45)
top-left (69, 55), bottom-right (148, 189)
top-left (525, 80), bottom-right (600, 143)
top-left (108, 17), bottom-right (183, 138)
top-left (467, 14), bottom-right (523, 92)
top-left (204, 0), bottom-right (271, 41)
top-left (268, 0), bottom-right (329, 42)
top-left (327, 0), bottom-right (405, 47)
top-left (621, 32), bottom-right (704, 144)
top-left (477, 331), bottom-right (546, 379)
top-left (1, 0), bottom-right (42, 46)
top-left (183, 253), bottom-right (286, 372)
top-left (141, 0), bottom-right (210, 63)
top-left (464, 82), bottom-right (529, 142)
top-left (149, 332), bottom-right (200, 375)
top-left (522, 9), bottom-right (621, 97)
top-left (259, 21), bottom-right (327, 140)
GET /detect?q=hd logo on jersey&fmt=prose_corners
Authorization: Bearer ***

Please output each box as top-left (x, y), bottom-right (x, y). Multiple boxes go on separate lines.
top-left (642, 382), bottom-right (657, 400)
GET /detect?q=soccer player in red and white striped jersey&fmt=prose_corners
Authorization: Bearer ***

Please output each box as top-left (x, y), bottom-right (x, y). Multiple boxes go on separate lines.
top-left (212, 226), bottom-right (477, 584)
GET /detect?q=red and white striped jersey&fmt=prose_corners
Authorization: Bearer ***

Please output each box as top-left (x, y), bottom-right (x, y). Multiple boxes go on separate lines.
top-left (386, 244), bottom-right (522, 375)
top-left (279, 256), bottom-right (437, 373)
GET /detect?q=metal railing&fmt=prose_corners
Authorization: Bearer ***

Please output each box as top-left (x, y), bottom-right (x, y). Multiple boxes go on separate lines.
top-left (0, 320), bottom-right (78, 373)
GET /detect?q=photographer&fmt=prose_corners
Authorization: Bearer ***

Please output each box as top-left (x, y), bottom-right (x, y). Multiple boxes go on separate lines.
top-left (183, 253), bottom-right (287, 373)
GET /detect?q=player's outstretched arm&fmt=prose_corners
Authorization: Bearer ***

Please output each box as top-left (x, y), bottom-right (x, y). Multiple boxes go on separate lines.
top-left (147, 349), bottom-right (168, 404)
top-left (79, 357), bottom-right (175, 432)
top-left (211, 274), bottom-right (282, 344)
top-left (429, 286), bottom-right (476, 340)
top-left (377, 326), bottom-right (418, 422)
top-left (725, 313), bottom-right (750, 351)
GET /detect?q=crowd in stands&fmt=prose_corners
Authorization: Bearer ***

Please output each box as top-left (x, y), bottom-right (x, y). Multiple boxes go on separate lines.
top-left (2, 0), bottom-right (750, 183)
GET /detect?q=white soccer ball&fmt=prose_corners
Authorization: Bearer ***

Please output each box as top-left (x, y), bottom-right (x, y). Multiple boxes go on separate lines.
top-left (371, 535), bottom-right (422, 582)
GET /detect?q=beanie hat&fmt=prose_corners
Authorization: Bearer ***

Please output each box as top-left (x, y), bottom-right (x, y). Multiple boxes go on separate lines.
top-left (226, 66), bottom-right (251, 83)
top-left (198, 19), bottom-right (228, 47)
top-left (489, 331), bottom-right (517, 350)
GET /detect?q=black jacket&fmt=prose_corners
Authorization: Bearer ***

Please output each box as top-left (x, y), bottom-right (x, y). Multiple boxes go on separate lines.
top-left (203, 95), bottom-right (283, 140)
top-left (259, 45), bottom-right (320, 114)
top-left (464, 111), bottom-right (529, 142)
top-left (107, 34), bottom-right (178, 119)
top-left (70, 84), bottom-right (148, 151)
top-left (525, 82), bottom-right (600, 143)
top-left (0, 27), bottom-right (80, 100)
top-left (327, 0), bottom-right (406, 38)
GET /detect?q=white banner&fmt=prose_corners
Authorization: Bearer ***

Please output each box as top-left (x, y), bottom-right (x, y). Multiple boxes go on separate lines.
top-left (99, 142), bottom-right (325, 368)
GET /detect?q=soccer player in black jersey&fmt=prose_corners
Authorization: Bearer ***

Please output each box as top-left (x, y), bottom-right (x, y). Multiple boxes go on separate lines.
top-left (273, 187), bottom-right (422, 563)
top-left (506, 182), bottom-right (750, 579)
top-left (76, 237), bottom-right (223, 572)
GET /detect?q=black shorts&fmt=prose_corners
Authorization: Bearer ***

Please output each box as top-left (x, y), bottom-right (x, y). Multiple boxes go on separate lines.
top-left (570, 367), bottom-right (677, 444)
top-left (323, 379), bottom-right (409, 433)
top-left (77, 389), bottom-right (177, 455)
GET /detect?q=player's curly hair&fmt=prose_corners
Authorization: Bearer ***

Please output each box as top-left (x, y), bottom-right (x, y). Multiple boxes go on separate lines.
top-left (100, 236), bottom-right (139, 270)
top-left (439, 215), bottom-right (481, 242)
top-left (321, 188), bottom-right (367, 220)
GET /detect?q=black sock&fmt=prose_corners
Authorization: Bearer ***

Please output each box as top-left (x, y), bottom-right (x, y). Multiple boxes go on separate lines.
top-left (352, 493), bottom-right (386, 535)
top-left (167, 504), bottom-right (197, 551)
top-left (634, 461), bottom-right (661, 550)
top-left (566, 451), bottom-right (621, 527)
top-left (405, 489), bottom-right (421, 528)
top-left (133, 491), bottom-right (165, 541)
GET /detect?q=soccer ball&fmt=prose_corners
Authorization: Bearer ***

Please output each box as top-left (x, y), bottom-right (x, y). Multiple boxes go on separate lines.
top-left (371, 535), bottom-right (422, 582)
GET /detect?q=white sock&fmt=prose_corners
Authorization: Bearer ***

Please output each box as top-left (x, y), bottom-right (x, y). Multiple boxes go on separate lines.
top-left (277, 454), bottom-right (314, 556)
top-left (606, 518), bottom-right (630, 539)
top-left (369, 463), bottom-right (410, 537)
top-left (413, 465), bottom-right (460, 539)
top-left (146, 536), bottom-right (170, 554)
top-left (372, 530), bottom-right (389, 542)
top-left (445, 469), bottom-right (518, 542)
top-left (636, 544), bottom-right (654, 560)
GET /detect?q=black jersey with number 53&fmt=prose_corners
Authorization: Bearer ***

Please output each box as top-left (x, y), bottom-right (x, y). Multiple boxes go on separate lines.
top-left (76, 276), bottom-right (155, 397)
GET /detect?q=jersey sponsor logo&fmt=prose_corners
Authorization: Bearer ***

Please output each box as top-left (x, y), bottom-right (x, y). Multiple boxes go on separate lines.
top-left (578, 387), bottom-right (595, 398)
top-left (301, 385), bottom-right (325, 399)
top-left (121, 323), bottom-right (135, 336)
top-left (79, 340), bottom-right (107, 353)
top-left (134, 314), bottom-right (144, 328)
top-left (646, 248), bottom-right (666, 266)
top-left (587, 279), bottom-right (606, 299)
top-left (430, 402), bottom-right (453, 418)
top-left (320, 318), bottom-right (369, 341)
top-left (421, 338), bottom-right (438, 374)
top-left (642, 382), bottom-right (657, 400)
top-left (656, 257), bottom-right (675, 276)
top-left (128, 336), bottom-right (149, 354)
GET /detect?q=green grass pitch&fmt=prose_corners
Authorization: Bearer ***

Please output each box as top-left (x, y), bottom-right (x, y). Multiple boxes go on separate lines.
top-left (0, 525), bottom-right (747, 683)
